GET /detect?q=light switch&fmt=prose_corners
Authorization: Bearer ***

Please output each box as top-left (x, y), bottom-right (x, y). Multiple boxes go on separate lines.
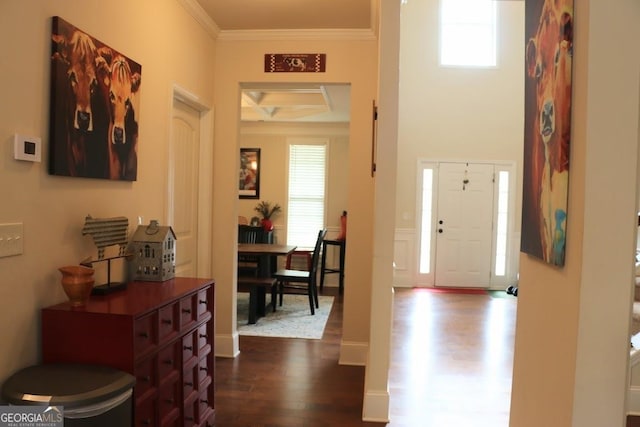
top-left (0, 223), bottom-right (24, 258)
top-left (14, 133), bottom-right (41, 162)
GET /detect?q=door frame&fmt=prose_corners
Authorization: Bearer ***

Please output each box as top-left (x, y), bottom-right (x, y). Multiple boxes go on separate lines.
top-left (169, 84), bottom-right (214, 278)
top-left (415, 158), bottom-right (517, 289)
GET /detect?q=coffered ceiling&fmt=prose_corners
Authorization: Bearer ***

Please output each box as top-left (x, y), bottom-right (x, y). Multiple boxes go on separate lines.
top-left (194, 0), bottom-right (371, 123)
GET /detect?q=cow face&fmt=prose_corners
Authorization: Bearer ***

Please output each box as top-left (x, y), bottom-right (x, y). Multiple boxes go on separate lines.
top-left (66, 31), bottom-right (98, 132)
top-left (526, 1), bottom-right (573, 147)
top-left (107, 56), bottom-right (140, 147)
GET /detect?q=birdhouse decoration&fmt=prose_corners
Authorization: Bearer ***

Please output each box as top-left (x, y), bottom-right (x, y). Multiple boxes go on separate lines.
top-left (129, 220), bottom-right (177, 282)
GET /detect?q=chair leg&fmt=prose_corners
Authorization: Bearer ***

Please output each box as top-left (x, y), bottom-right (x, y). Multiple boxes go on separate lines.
top-left (278, 281), bottom-right (284, 306)
top-left (307, 289), bottom-right (315, 315)
top-left (271, 284), bottom-right (277, 312)
top-left (311, 282), bottom-right (319, 309)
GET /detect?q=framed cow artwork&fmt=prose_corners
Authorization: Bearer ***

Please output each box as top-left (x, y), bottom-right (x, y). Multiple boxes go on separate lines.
top-left (520, 0), bottom-right (574, 266)
top-left (49, 16), bottom-right (142, 181)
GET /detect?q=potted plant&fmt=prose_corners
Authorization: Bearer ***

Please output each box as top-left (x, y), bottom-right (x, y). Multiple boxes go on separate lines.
top-left (254, 201), bottom-right (282, 231)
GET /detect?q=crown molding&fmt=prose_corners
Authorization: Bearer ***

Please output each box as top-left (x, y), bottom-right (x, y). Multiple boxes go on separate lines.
top-left (177, 0), bottom-right (220, 39)
top-left (217, 28), bottom-right (377, 42)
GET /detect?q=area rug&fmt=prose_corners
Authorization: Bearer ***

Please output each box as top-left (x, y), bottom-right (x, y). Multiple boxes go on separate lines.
top-left (237, 293), bottom-right (334, 339)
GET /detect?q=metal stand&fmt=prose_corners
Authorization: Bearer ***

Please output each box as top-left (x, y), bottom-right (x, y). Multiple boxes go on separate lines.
top-left (81, 254), bottom-right (130, 295)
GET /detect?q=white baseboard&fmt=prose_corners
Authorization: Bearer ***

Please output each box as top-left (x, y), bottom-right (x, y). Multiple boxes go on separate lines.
top-left (629, 386), bottom-right (640, 415)
top-left (214, 332), bottom-right (240, 358)
top-left (339, 340), bottom-right (368, 366)
top-left (362, 389), bottom-right (390, 422)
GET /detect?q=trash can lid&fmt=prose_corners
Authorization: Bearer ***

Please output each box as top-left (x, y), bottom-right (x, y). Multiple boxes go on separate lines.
top-left (1, 364), bottom-right (135, 409)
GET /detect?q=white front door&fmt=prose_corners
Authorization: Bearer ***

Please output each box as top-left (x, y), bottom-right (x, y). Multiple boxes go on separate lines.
top-left (169, 99), bottom-right (200, 277)
top-left (434, 162), bottom-right (494, 287)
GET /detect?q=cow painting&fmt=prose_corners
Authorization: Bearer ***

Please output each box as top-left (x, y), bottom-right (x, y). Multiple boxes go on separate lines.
top-left (521, 0), bottom-right (574, 266)
top-left (49, 16), bottom-right (141, 181)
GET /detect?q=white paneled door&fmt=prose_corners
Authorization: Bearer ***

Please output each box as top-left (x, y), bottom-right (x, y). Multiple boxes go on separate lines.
top-left (169, 99), bottom-right (200, 277)
top-left (434, 163), bottom-right (494, 287)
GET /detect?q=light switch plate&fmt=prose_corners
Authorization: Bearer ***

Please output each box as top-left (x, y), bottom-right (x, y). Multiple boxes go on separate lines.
top-left (0, 223), bottom-right (24, 258)
top-left (14, 133), bottom-right (41, 162)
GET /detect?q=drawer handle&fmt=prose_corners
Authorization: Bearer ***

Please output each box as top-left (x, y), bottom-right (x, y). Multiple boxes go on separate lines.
top-left (161, 319), bottom-right (172, 325)
top-left (199, 299), bottom-right (207, 305)
top-left (185, 416), bottom-right (194, 422)
top-left (182, 308), bottom-right (192, 314)
top-left (183, 345), bottom-right (193, 351)
top-left (165, 398), bottom-right (174, 404)
top-left (142, 419), bottom-right (151, 425)
top-left (184, 381), bottom-right (193, 387)
top-left (199, 333), bottom-right (208, 339)
top-left (199, 366), bottom-right (208, 372)
top-left (163, 359), bottom-right (173, 365)
top-left (139, 332), bottom-right (149, 339)
top-left (200, 399), bottom-right (209, 404)
top-left (140, 375), bottom-right (151, 382)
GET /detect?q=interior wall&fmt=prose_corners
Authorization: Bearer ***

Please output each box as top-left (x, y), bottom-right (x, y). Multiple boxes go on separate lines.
top-left (397, 0), bottom-right (525, 230)
top-left (395, 0), bottom-right (525, 285)
top-left (212, 36), bottom-right (377, 358)
top-left (0, 0), bottom-right (216, 384)
top-left (509, 0), bottom-right (640, 425)
top-left (237, 121), bottom-right (350, 244)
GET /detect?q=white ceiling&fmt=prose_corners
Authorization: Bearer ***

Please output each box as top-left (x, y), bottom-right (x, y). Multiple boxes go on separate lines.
top-left (195, 0), bottom-right (372, 31)
top-left (195, 0), bottom-right (370, 123)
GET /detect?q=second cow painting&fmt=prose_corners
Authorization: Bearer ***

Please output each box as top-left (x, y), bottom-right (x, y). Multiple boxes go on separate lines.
top-left (521, 0), bottom-right (574, 267)
top-left (49, 16), bottom-right (142, 181)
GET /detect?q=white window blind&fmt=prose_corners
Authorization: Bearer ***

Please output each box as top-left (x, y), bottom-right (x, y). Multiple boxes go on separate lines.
top-left (440, 0), bottom-right (497, 67)
top-left (287, 143), bottom-right (326, 248)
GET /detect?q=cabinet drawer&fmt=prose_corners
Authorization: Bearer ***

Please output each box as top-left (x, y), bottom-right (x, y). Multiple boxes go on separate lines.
top-left (135, 395), bottom-right (157, 427)
top-left (158, 341), bottom-right (180, 380)
top-left (197, 381), bottom-right (214, 424)
top-left (183, 364), bottom-right (197, 401)
top-left (180, 295), bottom-right (196, 329)
top-left (196, 322), bottom-right (210, 354)
top-left (158, 303), bottom-right (178, 343)
top-left (197, 352), bottom-right (212, 386)
top-left (184, 396), bottom-right (198, 426)
top-left (134, 356), bottom-right (157, 401)
top-left (196, 288), bottom-right (211, 320)
top-left (134, 313), bottom-right (157, 356)
top-left (182, 331), bottom-right (196, 364)
top-left (158, 376), bottom-right (181, 422)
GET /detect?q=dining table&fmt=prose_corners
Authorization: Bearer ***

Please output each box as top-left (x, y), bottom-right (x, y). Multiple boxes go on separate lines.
top-left (237, 243), bottom-right (297, 323)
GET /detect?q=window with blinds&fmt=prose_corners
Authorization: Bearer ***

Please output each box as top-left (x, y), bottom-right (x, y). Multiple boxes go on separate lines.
top-left (287, 142), bottom-right (327, 248)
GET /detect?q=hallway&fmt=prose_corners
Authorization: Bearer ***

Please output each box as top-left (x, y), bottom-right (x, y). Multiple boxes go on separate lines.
top-left (215, 287), bottom-right (517, 426)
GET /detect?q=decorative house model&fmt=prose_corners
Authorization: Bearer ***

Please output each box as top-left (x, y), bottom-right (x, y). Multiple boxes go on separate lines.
top-left (129, 220), bottom-right (177, 282)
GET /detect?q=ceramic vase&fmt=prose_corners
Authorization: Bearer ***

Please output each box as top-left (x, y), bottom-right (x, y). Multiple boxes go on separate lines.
top-left (262, 218), bottom-right (274, 231)
top-left (58, 265), bottom-right (95, 307)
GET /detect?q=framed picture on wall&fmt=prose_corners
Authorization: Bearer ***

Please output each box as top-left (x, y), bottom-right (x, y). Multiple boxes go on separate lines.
top-left (239, 148), bottom-right (260, 199)
top-left (49, 16), bottom-right (142, 181)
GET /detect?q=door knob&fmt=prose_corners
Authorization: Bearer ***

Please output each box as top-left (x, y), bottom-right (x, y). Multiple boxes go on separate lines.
top-left (438, 229), bottom-right (443, 233)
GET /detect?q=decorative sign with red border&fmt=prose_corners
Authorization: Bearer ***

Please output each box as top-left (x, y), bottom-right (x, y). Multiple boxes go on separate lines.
top-left (264, 54), bottom-right (326, 73)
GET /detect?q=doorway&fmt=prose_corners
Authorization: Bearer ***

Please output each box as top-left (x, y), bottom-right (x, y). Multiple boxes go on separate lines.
top-left (416, 160), bottom-right (516, 288)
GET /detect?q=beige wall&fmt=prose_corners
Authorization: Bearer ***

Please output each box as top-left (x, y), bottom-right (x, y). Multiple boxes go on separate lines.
top-left (212, 36), bottom-right (378, 357)
top-left (0, 1), bottom-right (215, 383)
top-left (237, 121), bottom-right (350, 243)
top-left (397, 0), bottom-right (525, 231)
top-left (509, 0), bottom-right (640, 425)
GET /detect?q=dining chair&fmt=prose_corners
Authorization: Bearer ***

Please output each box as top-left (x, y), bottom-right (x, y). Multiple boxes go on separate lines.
top-left (273, 229), bottom-right (327, 315)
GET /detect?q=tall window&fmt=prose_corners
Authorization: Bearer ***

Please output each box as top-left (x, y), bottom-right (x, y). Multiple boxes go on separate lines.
top-left (440, 0), bottom-right (497, 67)
top-left (287, 142), bottom-right (327, 248)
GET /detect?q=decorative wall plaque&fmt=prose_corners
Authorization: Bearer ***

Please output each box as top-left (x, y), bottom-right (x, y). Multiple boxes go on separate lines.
top-left (264, 54), bottom-right (326, 73)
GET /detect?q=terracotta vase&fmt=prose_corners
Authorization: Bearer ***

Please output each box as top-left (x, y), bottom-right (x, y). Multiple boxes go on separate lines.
top-left (58, 265), bottom-right (95, 307)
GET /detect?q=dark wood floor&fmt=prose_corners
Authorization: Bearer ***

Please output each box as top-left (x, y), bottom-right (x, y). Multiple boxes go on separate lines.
top-left (215, 287), bottom-right (638, 426)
